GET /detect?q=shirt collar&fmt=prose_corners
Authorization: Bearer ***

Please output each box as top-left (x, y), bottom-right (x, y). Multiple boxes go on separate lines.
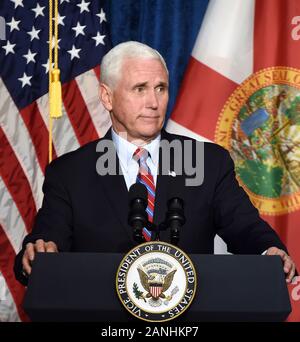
top-left (111, 127), bottom-right (161, 169)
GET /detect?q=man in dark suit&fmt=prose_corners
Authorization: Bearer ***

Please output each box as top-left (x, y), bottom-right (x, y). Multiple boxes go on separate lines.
top-left (15, 41), bottom-right (295, 285)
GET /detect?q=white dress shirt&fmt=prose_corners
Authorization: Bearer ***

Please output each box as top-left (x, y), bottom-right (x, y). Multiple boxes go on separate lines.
top-left (111, 128), bottom-right (160, 190)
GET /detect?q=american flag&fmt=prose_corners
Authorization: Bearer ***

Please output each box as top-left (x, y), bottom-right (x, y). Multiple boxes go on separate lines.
top-left (0, 0), bottom-right (111, 321)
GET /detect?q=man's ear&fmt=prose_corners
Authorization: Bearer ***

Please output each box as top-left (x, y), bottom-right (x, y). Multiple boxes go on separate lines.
top-left (100, 83), bottom-right (113, 112)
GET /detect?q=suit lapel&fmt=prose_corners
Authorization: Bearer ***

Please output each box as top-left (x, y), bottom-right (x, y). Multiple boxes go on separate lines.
top-left (153, 130), bottom-right (183, 242)
top-left (153, 137), bottom-right (167, 225)
top-left (95, 129), bottom-right (133, 241)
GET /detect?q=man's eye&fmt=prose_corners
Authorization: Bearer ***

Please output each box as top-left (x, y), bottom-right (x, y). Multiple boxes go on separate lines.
top-left (135, 87), bottom-right (145, 93)
top-left (156, 86), bottom-right (166, 93)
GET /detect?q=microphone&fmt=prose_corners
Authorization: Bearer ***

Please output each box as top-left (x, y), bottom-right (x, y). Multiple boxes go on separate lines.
top-left (128, 183), bottom-right (148, 243)
top-left (166, 178), bottom-right (186, 245)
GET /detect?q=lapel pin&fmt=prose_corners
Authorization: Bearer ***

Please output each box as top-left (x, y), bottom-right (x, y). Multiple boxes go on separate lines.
top-left (168, 170), bottom-right (176, 177)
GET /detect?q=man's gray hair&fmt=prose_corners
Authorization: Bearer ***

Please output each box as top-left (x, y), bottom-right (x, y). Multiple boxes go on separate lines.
top-left (100, 41), bottom-right (168, 88)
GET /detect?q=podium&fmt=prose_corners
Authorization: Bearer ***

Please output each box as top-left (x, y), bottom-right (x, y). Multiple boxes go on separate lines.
top-left (23, 253), bottom-right (291, 322)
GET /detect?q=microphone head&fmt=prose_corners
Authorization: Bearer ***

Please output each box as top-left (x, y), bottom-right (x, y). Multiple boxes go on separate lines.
top-left (166, 176), bottom-right (185, 223)
top-left (128, 183), bottom-right (148, 241)
top-left (129, 182), bottom-right (148, 204)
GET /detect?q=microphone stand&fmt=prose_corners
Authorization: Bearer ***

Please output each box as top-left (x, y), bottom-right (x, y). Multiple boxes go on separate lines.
top-left (166, 198), bottom-right (186, 246)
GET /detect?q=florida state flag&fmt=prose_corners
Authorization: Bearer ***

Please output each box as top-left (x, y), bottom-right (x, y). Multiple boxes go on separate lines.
top-left (168, 0), bottom-right (300, 321)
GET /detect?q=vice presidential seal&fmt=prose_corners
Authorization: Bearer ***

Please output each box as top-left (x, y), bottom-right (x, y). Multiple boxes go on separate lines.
top-left (116, 241), bottom-right (197, 322)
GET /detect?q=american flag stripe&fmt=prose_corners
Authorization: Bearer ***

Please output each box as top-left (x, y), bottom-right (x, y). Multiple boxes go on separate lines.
top-left (0, 177), bottom-right (27, 253)
top-left (51, 105), bottom-right (81, 155)
top-left (0, 272), bottom-right (20, 322)
top-left (0, 223), bottom-right (28, 322)
top-left (20, 102), bottom-right (54, 173)
top-left (36, 94), bottom-right (80, 156)
top-left (0, 125), bottom-right (42, 213)
top-left (75, 69), bottom-right (112, 138)
top-left (62, 79), bottom-right (99, 145)
top-left (93, 65), bottom-right (101, 81)
top-left (0, 127), bottom-right (37, 232)
top-left (0, 81), bottom-right (44, 209)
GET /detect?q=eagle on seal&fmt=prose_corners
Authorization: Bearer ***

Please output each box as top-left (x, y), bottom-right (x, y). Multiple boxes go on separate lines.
top-left (137, 267), bottom-right (177, 300)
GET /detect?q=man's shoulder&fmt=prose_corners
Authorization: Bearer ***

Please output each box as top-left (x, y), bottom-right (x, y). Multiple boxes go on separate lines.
top-left (162, 130), bottom-right (229, 159)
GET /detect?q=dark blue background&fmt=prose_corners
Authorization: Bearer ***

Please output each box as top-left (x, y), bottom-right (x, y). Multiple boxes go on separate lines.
top-left (106, 0), bottom-right (209, 119)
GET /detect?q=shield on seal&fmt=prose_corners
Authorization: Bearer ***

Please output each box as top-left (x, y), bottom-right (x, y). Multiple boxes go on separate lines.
top-left (149, 284), bottom-right (163, 299)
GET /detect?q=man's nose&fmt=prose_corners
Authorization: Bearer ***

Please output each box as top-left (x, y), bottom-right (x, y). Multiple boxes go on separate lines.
top-left (145, 89), bottom-right (159, 109)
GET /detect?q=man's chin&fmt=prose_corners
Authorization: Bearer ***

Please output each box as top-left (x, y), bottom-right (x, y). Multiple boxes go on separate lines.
top-left (130, 129), bottom-right (161, 144)
top-left (141, 127), bottom-right (162, 138)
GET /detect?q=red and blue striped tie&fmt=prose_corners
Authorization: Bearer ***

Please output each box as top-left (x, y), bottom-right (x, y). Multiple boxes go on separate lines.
top-left (133, 147), bottom-right (155, 241)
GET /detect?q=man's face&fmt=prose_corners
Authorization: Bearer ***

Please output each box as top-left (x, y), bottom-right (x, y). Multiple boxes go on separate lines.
top-left (101, 58), bottom-right (169, 143)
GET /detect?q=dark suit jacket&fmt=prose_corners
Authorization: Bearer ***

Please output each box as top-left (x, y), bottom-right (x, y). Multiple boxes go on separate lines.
top-left (14, 129), bottom-right (286, 284)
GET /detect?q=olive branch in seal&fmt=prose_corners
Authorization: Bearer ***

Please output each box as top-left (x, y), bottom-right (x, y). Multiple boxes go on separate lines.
top-left (133, 282), bottom-right (146, 302)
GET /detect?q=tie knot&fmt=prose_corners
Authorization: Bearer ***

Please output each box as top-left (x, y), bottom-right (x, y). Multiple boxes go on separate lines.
top-left (133, 147), bottom-right (149, 163)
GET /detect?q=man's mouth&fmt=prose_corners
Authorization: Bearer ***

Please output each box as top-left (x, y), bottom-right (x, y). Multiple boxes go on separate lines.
top-left (139, 116), bottom-right (160, 120)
